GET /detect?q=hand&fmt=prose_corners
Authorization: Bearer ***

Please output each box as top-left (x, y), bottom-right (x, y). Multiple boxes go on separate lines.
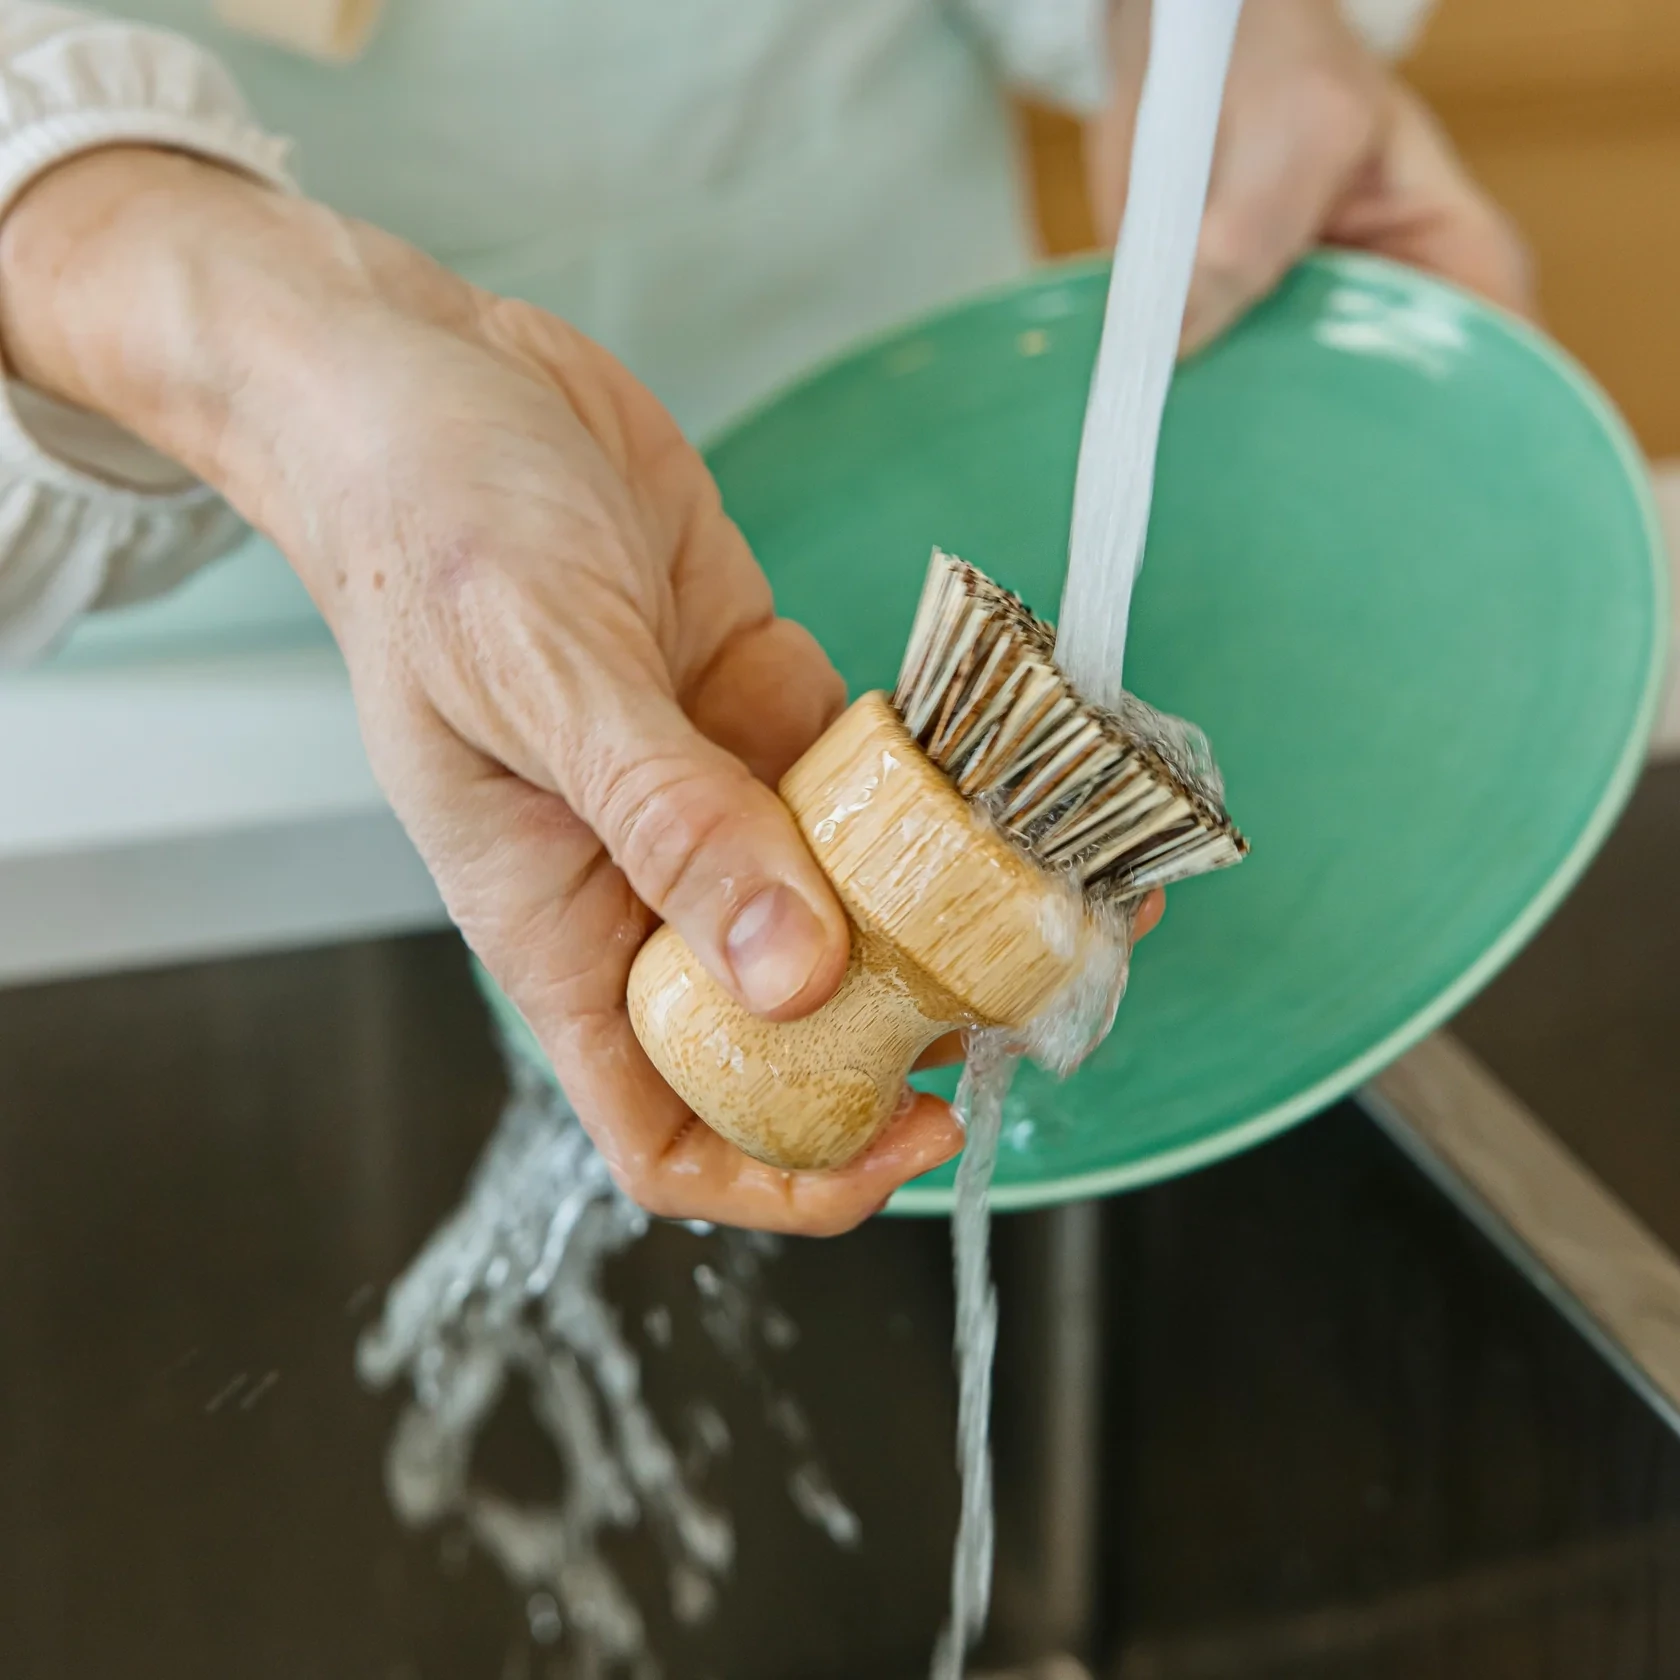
top-left (0, 149), bottom-right (1160, 1233)
top-left (1088, 0), bottom-right (1536, 352)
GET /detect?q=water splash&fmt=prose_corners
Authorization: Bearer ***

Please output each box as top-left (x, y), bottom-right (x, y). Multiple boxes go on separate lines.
top-left (357, 1048), bottom-right (854, 1676)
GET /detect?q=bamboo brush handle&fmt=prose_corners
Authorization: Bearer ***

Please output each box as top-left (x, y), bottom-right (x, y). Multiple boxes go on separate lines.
top-left (627, 692), bottom-right (1097, 1172)
top-left (628, 924), bottom-right (963, 1171)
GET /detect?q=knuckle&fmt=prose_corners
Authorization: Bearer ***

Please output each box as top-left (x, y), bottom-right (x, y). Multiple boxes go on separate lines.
top-left (409, 532), bottom-right (509, 669)
top-left (603, 1148), bottom-right (659, 1210)
top-left (594, 756), bottom-right (753, 913)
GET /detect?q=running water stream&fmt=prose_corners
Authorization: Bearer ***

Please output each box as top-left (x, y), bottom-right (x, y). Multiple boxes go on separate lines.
top-left (932, 6), bottom-right (1245, 1674)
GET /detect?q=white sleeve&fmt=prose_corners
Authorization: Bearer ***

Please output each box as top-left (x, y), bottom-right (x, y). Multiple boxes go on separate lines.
top-left (0, 3), bottom-right (295, 664)
top-left (950, 0), bottom-right (1440, 113)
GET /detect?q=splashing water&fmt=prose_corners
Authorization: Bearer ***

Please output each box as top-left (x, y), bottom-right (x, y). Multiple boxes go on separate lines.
top-left (361, 943), bottom-right (1130, 1678)
top-left (357, 1049), bottom-right (857, 1677)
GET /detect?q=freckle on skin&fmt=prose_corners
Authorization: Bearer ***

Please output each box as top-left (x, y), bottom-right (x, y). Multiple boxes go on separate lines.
top-left (372, 571), bottom-right (386, 590)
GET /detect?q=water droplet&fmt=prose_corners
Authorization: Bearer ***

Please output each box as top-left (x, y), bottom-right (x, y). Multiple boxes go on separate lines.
top-left (686, 1402), bottom-right (732, 1464)
top-left (761, 1308), bottom-right (799, 1351)
top-left (239, 1370), bottom-right (280, 1411)
top-left (670, 1562), bottom-right (717, 1625)
top-left (788, 1463), bottom-right (862, 1550)
top-left (527, 1592), bottom-right (563, 1645)
top-left (205, 1373), bottom-right (248, 1414)
top-left (766, 1395), bottom-right (810, 1448)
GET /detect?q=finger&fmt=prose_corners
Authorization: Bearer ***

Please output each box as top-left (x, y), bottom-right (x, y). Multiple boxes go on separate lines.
top-left (1135, 887), bottom-right (1165, 939)
top-left (626, 1089), bottom-right (965, 1236)
top-left (1328, 87), bottom-right (1536, 321)
top-left (1182, 64), bottom-right (1383, 355)
top-left (563, 651), bottom-right (851, 1021)
top-left (431, 557), bottom-right (851, 1026)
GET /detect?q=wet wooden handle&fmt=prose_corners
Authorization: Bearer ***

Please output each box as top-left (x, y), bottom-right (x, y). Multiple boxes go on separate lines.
top-left (626, 693), bottom-right (1095, 1172)
top-left (627, 925), bottom-right (960, 1171)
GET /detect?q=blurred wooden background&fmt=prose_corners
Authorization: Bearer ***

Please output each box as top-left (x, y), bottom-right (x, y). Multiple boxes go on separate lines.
top-left (1021, 0), bottom-right (1680, 458)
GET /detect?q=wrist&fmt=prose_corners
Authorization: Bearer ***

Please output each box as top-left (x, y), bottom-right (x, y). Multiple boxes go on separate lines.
top-left (0, 147), bottom-right (469, 546)
top-left (0, 150), bottom-right (295, 472)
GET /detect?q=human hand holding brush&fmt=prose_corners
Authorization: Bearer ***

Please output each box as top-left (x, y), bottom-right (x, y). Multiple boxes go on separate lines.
top-left (0, 147), bottom-right (1166, 1235)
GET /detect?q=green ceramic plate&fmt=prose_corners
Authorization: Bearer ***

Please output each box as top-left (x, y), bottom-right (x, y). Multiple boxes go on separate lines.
top-left (481, 251), bottom-right (1668, 1214)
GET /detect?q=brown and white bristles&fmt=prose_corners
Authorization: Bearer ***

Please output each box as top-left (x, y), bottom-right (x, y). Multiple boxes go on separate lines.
top-left (626, 548), bottom-right (1246, 1172)
top-left (892, 549), bottom-right (1247, 902)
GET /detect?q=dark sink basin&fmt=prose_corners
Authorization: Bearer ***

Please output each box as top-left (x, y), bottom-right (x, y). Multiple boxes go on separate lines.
top-left (5, 765), bottom-right (1680, 1680)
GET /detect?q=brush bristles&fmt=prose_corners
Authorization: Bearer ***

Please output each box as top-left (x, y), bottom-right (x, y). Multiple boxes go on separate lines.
top-left (892, 549), bottom-right (1247, 901)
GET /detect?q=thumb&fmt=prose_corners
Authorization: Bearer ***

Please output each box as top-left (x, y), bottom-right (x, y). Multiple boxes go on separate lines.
top-left (565, 649), bottom-right (852, 1022)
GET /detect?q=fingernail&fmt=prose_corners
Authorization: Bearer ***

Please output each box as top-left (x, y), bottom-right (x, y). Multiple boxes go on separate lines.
top-left (726, 884), bottom-right (828, 1014)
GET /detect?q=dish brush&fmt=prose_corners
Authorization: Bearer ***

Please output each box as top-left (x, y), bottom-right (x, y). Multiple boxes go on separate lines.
top-left (627, 547), bottom-right (1247, 1172)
